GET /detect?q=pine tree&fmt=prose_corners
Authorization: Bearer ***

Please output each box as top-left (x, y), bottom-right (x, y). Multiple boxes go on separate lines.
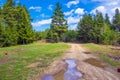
top-left (95, 10), bottom-right (104, 28)
top-left (2, 0), bottom-right (18, 46)
top-left (46, 29), bottom-right (53, 40)
top-left (93, 10), bottom-right (105, 43)
top-left (0, 7), bottom-right (6, 47)
top-left (0, 0), bottom-right (34, 47)
top-left (105, 13), bottom-right (111, 25)
top-left (16, 4), bottom-right (34, 44)
top-left (50, 2), bottom-right (68, 42)
top-left (0, 23), bottom-right (5, 47)
top-left (113, 8), bottom-right (120, 31)
top-left (101, 24), bottom-right (116, 45)
top-left (77, 13), bottom-right (93, 42)
top-left (3, 0), bottom-right (15, 7)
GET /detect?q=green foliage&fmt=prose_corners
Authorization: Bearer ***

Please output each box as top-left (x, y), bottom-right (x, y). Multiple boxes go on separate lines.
top-left (17, 6), bottom-right (34, 44)
top-left (101, 24), bottom-right (117, 45)
top-left (77, 10), bottom-right (119, 45)
top-left (93, 11), bottom-right (105, 43)
top-left (112, 8), bottom-right (120, 44)
top-left (77, 13), bottom-right (93, 42)
top-left (105, 13), bottom-right (111, 26)
top-left (0, 8), bottom-right (5, 47)
top-left (2, 0), bottom-right (18, 46)
top-left (52, 32), bottom-right (59, 43)
top-left (34, 31), bottom-right (42, 41)
top-left (0, 0), bottom-right (34, 47)
top-left (63, 30), bottom-right (78, 42)
top-left (113, 8), bottom-right (120, 31)
top-left (3, 0), bottom-right (15, 7)
top-left (50, 2), bottom-right (68, 42)
top-left (0, 22), bottom-right (5, 47)
top-left (46, 29), bottom-right (53, 39)
top-left (36, 29), bottom-right (51, 40)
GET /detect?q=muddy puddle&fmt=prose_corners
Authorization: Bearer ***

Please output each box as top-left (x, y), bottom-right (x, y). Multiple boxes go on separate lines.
top-left (41, 59), bottom-right (82, 80)
top-left (84, 58), bottom-right (105, 68)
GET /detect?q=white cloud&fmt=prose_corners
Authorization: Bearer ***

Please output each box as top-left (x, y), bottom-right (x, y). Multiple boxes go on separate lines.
top-left (29, 6), bottom-right (41, 12)
top-left (90, 0), bottom-right (120, 21)
top-left (111, 7), bottom-right (120, 13)
top-left (91, 6), bottom-right (106, 14)
top-left (75, 8), bottom-right (84, 15)
top-left (107, 2), bottom-right (118, 6)
top-left (64, 8), bottom-right (85, 16)
top-left (68, 24), bottom-right (78, 30)
top-left (66, 0), bottom-right (79, 8)
top-left (32, 19), bottom-right (51, 27)
top-left (48, 4), bottom-right (53, 10)
top-left (67, 16), bottom-right (80, 24)
top-left (65, 7), bottom-right (84, 30)
top-left (67, 15), bottom-right (82, 30)
top-left (64, 9), bottom-right (74, 16)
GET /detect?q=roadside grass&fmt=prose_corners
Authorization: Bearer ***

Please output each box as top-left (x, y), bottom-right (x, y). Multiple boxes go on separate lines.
top-left (81, 43), bottom-right (120, 67)
top-left (0, 42), bottom-right (69, 80)
top-left (100, 54), bottom-right (120, 67)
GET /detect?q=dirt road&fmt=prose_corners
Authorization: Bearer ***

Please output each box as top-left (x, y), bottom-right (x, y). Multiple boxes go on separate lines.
top-left (38, 43), bottom-right (120, 80)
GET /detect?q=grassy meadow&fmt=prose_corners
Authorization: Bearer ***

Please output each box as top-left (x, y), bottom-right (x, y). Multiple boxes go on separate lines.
top-left (0, 42), bottom-right (69, 80)
top-left (81, 43), bottom-right (120, 67)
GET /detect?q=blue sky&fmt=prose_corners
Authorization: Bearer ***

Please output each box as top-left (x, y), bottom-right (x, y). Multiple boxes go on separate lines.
top-left (0, 0), bottom-right (120, 31)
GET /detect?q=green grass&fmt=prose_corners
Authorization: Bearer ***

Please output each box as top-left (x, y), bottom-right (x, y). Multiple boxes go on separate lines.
top-left (0, 42), bottom-right (69, 80)
top-left (100, 54), bottom-right (120, 67)
top-left (81, 43), bottom-right (120, 67)
top-left (81, 43), bottom-right (109, 52)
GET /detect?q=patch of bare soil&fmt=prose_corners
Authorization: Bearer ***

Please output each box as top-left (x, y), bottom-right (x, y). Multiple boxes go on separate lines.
top-left (0, 58), bottom-right (10, 64)
top-left (84, 58), bottom-right (105, 68)
top-left (26, 62), bottom-right (41, 68)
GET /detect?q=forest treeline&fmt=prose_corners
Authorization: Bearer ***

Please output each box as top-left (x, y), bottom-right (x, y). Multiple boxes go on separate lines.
top-left (0, 0), bottom-right (35, 47)
top-left (77, 9), bottom-right (120, 45)
top-left (44, 3), bottom-right (120, 45)
top-left (0, 0), bottom-right (120, 47)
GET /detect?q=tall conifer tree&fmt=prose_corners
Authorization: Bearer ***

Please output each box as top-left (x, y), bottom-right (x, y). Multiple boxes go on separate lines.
top-left (113, 8), bottom-right (120, 31)
top-left (77, 13), bottom-right (93, 42)
top-left (105, 13), bottom-right (111, 26)
top-left (2, 0), bottom-right (18, 46)
top-left (50, 2), bottom-right (68, 42)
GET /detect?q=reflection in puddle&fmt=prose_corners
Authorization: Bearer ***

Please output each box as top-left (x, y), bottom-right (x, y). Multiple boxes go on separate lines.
top-left (64, 59), bottom-right (82, 80)
top-left (41, 75), bottom-right (54, 80)
top-left (41, 59), bottom-right (82, 80)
